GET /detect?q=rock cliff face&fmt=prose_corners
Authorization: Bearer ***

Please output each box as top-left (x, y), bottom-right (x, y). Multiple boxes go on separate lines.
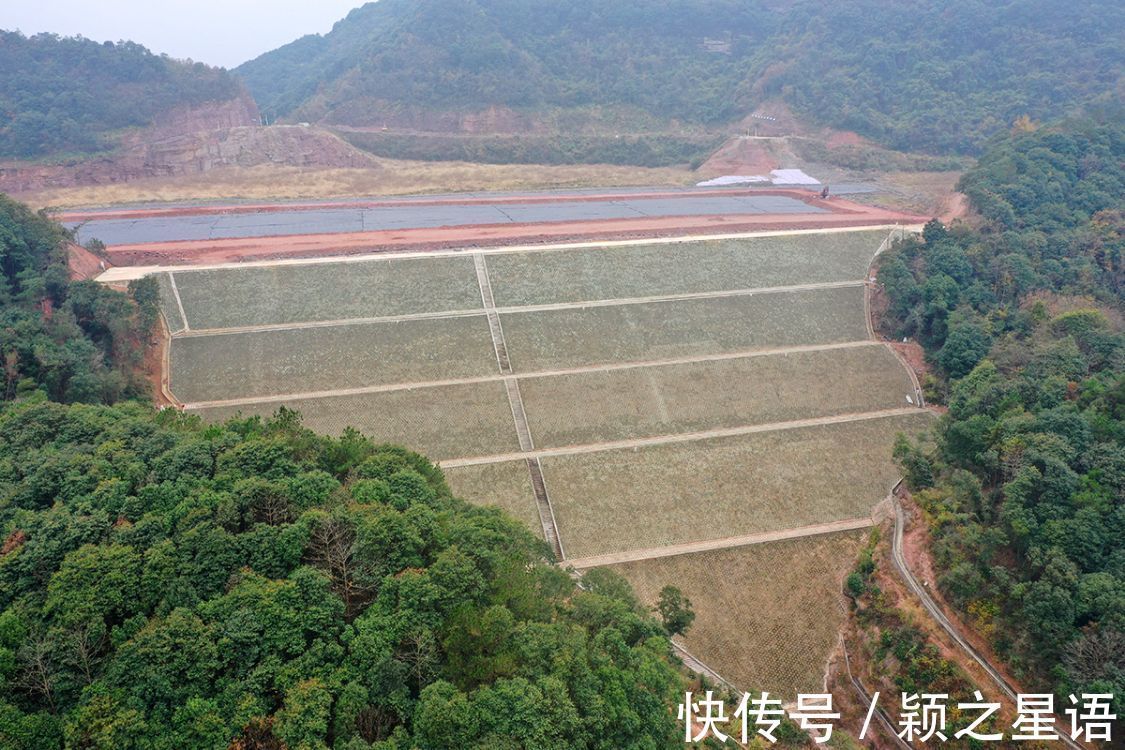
top-left (141, 92), bottom-right (261, 141)
top-left (0, 95), bottom-right (378, 195)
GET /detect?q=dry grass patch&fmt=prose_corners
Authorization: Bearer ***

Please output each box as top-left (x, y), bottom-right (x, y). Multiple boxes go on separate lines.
top-left (193, 380), bottom-right (518, 462)
top-left (501, 285), bottom-right (869, 373)
top-left (25, 161), bottom-right (693, 209)
top-left (853, 171), bottom-right (964, 216)
top-left (487, 230), bottom-right (888, 306)
top-left (173, 254), bottom-right (481, 329)
top-left (543, 411), bottom-right (933, 559)
top-left (610, 529), bottom-right (866, 696)
top-left (519, 344), bottom-right (916, 448)
top-left (444, 460), bottom-right (542, 534)
top-left (169, 315), bottom-right (497, 403)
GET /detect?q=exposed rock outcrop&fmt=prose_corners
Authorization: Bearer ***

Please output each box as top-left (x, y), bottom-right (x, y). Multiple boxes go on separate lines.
top-left (141, 92), bottom-right (261, 141)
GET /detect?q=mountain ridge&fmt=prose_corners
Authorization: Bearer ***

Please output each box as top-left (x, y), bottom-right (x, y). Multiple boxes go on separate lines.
top-left (236, 0), bottom-right (1124, 156)
top-left (0, 30), bottom-right (253, 160)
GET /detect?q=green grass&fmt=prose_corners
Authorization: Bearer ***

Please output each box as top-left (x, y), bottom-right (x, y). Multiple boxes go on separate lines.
top-left (501, 285), bottom-right (869, 373)
top-left (156, 272), bottom-right (186, 333)
top-left (172, 255), bottom-right (481, 329)
top-left (610, 529), bottom-right (867, 696)
top-left (444, 460), bottom-right (543, 534)
top-left (192, 380), bottom-right (518, 461)
top-left (543, 411), bottom-right (933, 559)
top-left (169, 315), bottom-right (498, 402)
top-left (487, 230), bottom-right (888, 306)
top-left (519, 344), bottom-right (915, 448)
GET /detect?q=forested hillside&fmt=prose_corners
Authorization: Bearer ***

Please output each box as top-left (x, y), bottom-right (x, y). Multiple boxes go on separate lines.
top-left (0, 199), bottom-right (695, 748)
top-left (237, 0), bottom-right (1123, 155)
top-left (878, 120), bottom-right (1124, 706)
top-left (0, 196), bottom-right (152, 403)
top-left (0, 32), bottom-right (245, 159)
top-left (0, 405), bottom-right (687, 748)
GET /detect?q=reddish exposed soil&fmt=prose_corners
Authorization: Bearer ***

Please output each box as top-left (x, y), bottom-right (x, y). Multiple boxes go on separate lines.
top-left (825, 130), bottom-right (865, 148)
top-left (1, 123), bottom-right (375, 196)
top-left (105, 211), bottom-right (921, 266)
top-left (696, 137), bottom-right (778, 176)
top-left (889, 340), bottom-right (928, 381)
top-left (938, 191), bottom-right (970, 224)
top-left (144, 315), bottom-right (179, 409)
top-left (67, 242), bottom-right (111, 280)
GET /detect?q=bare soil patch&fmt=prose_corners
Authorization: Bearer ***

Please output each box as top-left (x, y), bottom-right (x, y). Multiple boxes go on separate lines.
top-left (696, 136), bottom-right (779, 176)
top-left (67, 242), bottom-right (109, 280)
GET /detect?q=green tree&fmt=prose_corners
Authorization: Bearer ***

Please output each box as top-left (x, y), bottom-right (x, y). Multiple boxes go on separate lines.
top-left (937, 322), bottom-right (992, 378)
top-left (655, 586), bottom-right (696, 636)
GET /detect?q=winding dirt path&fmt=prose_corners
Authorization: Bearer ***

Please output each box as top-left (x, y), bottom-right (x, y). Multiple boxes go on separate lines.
top-left (890, 496), bottom-right (1088, 750)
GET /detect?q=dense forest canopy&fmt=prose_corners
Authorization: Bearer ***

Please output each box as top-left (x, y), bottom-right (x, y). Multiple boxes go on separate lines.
top-left (0, 32), bottom-right (244, 159)
top-left (236, 0), bottom-right (1124, 155)
top-left (236, 0), bottom-right (773, 127)
top-left (0, 405), bottom-right (687, 748)
top-left (878, 120), bottom-right (1124, 707)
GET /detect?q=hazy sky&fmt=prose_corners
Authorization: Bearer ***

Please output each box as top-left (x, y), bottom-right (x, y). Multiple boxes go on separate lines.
top-left (2, 0), bottom-right (366, 68)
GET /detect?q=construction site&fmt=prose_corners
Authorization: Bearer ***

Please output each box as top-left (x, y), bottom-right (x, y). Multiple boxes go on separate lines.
top-left (86, 188), bottom-right (934, 697)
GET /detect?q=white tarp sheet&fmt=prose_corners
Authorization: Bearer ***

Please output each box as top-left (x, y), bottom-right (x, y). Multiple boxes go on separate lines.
top-left (769, 168), bottom-right (821, 185)
top-left (695, 175), bottom-right (770, 187)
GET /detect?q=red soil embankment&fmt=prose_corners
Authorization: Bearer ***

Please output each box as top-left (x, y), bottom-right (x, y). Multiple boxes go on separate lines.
top-left (105, 206), bottom-right (925, 267)
top-left (67, 242), bottom-right (111, 280)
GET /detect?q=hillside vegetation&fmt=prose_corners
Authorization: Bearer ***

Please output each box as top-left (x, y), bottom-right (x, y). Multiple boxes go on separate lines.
top-left (0, 32), bottom-right (245, 159)
top-left (878, 120), bottom-right (1124, 706)
top-left (0, 196), bottom-right (153, 403)
top-left (0, 404), bottom-right (687, 749)
top-left (0, 198), bottom-right (695, 749)
top-left (237, 0), bottom-right (1123, 156)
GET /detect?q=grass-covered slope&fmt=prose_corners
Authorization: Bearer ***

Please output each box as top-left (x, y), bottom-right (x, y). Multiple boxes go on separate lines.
top-left (237, 0), bottom-right (1124, 155)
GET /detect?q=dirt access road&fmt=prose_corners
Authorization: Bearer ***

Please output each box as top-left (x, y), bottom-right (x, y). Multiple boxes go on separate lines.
top-left (891, 496), bottom-right (1090, 750)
